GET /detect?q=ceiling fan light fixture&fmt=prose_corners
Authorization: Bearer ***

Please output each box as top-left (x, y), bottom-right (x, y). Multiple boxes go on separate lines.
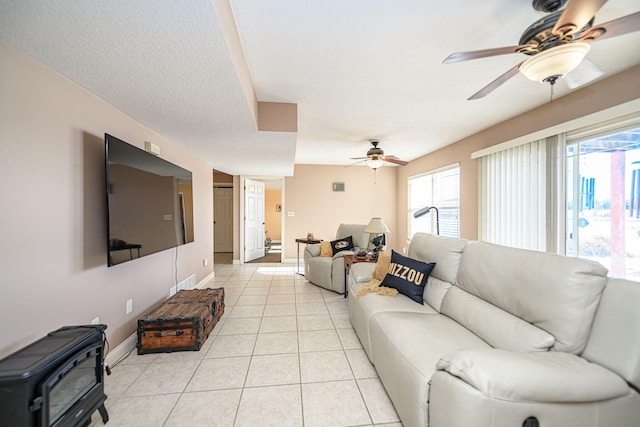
top-left (367, 158), bottom-right (384, 169)
top-left (519, 42), bottom-right (591, 83)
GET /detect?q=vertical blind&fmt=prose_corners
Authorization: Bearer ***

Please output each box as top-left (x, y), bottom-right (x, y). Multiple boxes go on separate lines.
top-left (478, 136), bottom-right (563, 251)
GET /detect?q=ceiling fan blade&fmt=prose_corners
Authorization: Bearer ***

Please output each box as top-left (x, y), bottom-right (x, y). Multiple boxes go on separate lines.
top-left (443, 45), bottom-right (530, 64)
top-left (468, 63), bottom-right (523, 100)
top-left (349, 156), bottom-right (369, 160)
top-left (383, 157), bottom-right (409, 166)
top-left (581, 11), bottom-right (640, 42)
top-left (564, 57), bottom-right (604, 88)
top-left (552, 0), bottom-right (608, 36)
top-left (345, 159), bottom-right (367, 167)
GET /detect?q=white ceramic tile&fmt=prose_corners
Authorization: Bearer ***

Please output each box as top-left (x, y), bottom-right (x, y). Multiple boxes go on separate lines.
top-left (295, 292), bottom-right (324, 303)
top-left (164, 389), bottom-right (242, 427)
top-left (205, 334), bottom-right (256, 358)
top-left (298, 329), bottom-right (342, 352)
top-left (241, 286), bottom-right (270, 295)
top-left (103, 363), bottom-right (147, 397)
top-left (237, 295), bottom-right (268, 305)
top-left (302, 380), bottom-right (371, 427)
top-left (254, 331), bottom-right (298, 355)
top-left (229, 304), bottom-right (265, 318)
top-left (235, 384), bottom-right (303, 427)
top-left (337, 327), bottom-right (364, 350)
top-left (296, 302), bottom-right (329, 315)
top-left (218, 317), bottom-right (262, 335)
top-left (245, 353), bottom-right (300, 387)
top-left (263, 303), bottom-right (296, 317)
top-left (326, 301), bottom-right (350, 314)
top-left (358, 378), bottom-right (401, 424)
top-left (296, 314), bottom-right (334, 331)
top-left (300, 350), bottom-right (353, 383)
top-left (267, 294), bottom-right (295, 304)
top-left (185, 356), bottom-right (250, 392)
top-left (124, 360), bottom-right (199, 396)
top-left (330, 312), bottom-right (353, 329)
top-left (92, 394), bottom-right (179, 427)
top-left (259, 315), bottom-right (297, 333)
top-left (345, 349), bottom-right (378, 379)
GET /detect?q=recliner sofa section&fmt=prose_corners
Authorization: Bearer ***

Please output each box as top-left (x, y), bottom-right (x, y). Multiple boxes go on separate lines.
top-left (348, 232), bottom-right (640, 427)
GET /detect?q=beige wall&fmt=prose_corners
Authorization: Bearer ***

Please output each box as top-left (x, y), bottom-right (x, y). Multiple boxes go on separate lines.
top-left (284, 165), bottom-right (398, 259)
top-left (265, 189), bottom-right (282, 241)
top-left (0, 40), bottom-right (214, 358)
top-left (397, 65), bottom-right (640, 242)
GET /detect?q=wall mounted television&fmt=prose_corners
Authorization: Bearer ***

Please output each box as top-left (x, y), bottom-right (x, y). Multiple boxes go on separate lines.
top-left (105, 134), bottom-right (194, 267)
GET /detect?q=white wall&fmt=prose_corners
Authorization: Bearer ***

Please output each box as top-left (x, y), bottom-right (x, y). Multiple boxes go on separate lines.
top-left (0, 40), bottom-right (214, 357)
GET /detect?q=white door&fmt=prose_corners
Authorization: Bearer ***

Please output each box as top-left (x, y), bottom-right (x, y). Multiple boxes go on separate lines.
top-left (244, 179), bottom-right (265, 262)
top-left (214, 187), bottom-right (233, 252)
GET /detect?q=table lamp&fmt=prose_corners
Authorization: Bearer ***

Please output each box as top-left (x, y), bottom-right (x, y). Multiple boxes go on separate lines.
top-left (364, 217), bottom-right (390, 258)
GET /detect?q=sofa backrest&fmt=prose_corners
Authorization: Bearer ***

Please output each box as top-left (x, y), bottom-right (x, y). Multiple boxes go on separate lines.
top-left (408, 233), bottom-right (466, 311)
top-left (452, 241), bottom-right (608, 354)
top-left (582, 278), bottom-right (640, 390)
top-left (336, 223), bottom-right (370, 250)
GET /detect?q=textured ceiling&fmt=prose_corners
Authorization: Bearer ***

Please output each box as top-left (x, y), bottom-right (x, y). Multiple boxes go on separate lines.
top-left (1, 0), bottom-right (639, 176)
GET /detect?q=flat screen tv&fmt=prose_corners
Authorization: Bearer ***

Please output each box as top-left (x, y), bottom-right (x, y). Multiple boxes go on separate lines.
top-left (105, 134), bottom-right (194, 266)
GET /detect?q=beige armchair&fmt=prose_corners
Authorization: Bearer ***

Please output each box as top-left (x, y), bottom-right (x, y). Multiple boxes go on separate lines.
top-left (303, 224), bottom-right (371, 294)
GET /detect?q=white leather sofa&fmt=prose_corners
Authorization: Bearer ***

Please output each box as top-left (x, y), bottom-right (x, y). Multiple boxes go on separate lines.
top-left (348, 233), bottom-right (640, 427)
top-left (304, 223), bottom-right (370, 294)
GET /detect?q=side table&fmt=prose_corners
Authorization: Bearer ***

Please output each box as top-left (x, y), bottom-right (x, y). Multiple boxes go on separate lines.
top-left (343, 253), bottom-right (377, 298)
top-left (295, 238), bottom-right (322, 276)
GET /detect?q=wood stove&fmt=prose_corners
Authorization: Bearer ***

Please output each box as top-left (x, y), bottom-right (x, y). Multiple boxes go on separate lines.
top-left (0, 325), bottom-right (109, 426)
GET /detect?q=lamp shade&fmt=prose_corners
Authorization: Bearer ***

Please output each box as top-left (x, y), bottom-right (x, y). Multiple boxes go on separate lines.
top-left (519, 42), bottom-right (590, 83)
top-left (364, 217), bottom-right (390, 234)
top-left (367, 158), bottom-right (384, 169)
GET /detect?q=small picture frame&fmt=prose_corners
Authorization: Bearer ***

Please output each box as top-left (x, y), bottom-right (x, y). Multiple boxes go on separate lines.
top-left (332, 182), bottom-right (345, 192)
top-left (276, 204), bottom-right (282, 212)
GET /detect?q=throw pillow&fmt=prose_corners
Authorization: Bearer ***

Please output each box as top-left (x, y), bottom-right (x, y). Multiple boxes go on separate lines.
top-left (380, 250), bottom-right (435, 304)
top-left (320, 241), bottom-right (333, 257)
top-left (330, 236), bottom-right (354, 255)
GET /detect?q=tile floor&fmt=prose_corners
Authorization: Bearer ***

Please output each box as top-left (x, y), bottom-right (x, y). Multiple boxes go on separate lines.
top-left (92, 262), bottom-right (402, 427)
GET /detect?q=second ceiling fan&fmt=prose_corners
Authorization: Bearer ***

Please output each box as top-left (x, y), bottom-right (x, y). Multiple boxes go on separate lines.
top-left (349, 139), bottom-right (409, 169)
top-left (443, 0), bottom-right (640, 100)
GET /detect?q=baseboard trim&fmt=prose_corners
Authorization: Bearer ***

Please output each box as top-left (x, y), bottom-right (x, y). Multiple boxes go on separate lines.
top-left (105, 332), bottom-right (137, 368)
top-left (196, 271), bottom-right (216, 289)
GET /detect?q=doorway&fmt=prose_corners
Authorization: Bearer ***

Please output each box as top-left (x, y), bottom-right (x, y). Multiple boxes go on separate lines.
top-left (241, 177), bottom-right (284, 263)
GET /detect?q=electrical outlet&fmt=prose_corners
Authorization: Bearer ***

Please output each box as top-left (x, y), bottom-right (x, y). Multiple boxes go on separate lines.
top-left (203, 258), bottom-right (208, 266)
top-left (126, 299), bottom-right (133, 314)
top-left (91, 317), bottom-right (100, 325)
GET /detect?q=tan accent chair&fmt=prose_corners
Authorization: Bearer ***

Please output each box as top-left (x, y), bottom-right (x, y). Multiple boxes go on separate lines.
top-left (303, 224), bottom-right (370, 294)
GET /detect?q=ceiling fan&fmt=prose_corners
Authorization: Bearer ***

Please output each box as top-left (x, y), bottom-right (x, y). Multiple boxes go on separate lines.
top-left (349, 139), bottom-right (409, 169)
top-left (443, 0), bottom-right (640, 100)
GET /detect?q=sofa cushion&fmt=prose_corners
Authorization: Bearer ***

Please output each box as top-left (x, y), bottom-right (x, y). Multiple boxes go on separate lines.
top-left (330, 235), bottom-right (354, 255)
top-left (380, 250), bottom-right (435, 304)
top-left (369, 311), bottom-right (491, 427)
top-left (436, 348), bottom-right (629, 402)
top-left (441, 286), bottom-right (555, 352)
top-left (348, 276), bottom-right (438, 361)
top-left (408, 233), bottom-right (466, 311)
top-left (456, 240), bottom-right (608, 354)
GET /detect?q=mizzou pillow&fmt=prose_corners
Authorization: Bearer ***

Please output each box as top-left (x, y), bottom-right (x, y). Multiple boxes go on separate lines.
top-left (330, 236), bottom-right (354, 255)
top-left (380, 250), bottom-right (435, 304)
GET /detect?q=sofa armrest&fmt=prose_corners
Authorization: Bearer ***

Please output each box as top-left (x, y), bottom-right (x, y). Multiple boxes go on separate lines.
top-left (436, 348), bottom-right (629, 403)
top-left (304, 243), bottom-right (321, 258)
top-left (349, 262), bottom-right (376, 284)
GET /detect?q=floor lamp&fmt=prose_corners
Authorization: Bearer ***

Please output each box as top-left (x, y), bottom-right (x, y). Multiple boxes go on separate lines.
top-left (414, 206), bottom-right (439, 235)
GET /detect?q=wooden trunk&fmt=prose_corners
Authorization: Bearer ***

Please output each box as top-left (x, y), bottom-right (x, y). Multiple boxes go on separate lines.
top-left (137, 288), bottom-right (224, 354)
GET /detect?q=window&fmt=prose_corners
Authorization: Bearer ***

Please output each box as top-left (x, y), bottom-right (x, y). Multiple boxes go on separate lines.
top-left (566, 121), bottom-right (640, 280)
top-left (408, 164), bottom-right (460, 239)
